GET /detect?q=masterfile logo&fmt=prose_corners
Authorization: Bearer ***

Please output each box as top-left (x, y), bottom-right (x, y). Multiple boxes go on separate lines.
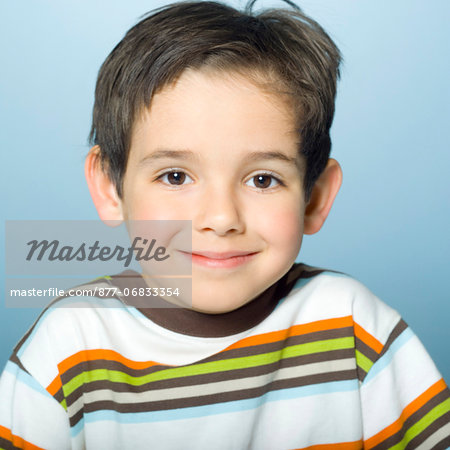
top-left (5, 220), bottom-right (192, 308)
top-left (25, 237), bottom-right (170, 267)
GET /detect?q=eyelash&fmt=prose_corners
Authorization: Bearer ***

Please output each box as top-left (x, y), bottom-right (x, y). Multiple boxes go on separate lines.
top-left (154, 169), bottom-right (285, 190)
top-left (245, 172), bottom-right (285, 190)
top-left (155, 169), bottom-right (194, 187)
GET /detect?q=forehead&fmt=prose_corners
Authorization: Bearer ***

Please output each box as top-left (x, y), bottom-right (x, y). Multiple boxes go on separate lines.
top-left (129, 69), bottom-right (301, 164)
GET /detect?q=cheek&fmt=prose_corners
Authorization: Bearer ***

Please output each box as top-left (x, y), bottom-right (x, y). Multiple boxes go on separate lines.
top-left (123, 185), bottom-right (190, 221)
top-left (130, 204), bottom-right (181, 221)
top-left (257, 206), bottom-right (304, 253)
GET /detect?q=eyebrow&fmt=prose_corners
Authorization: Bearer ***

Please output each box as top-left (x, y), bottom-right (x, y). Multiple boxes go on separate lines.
top-left (242, 150), bottom-right (301, 170)
top-left (138, 150), bottom-right (199, 167)
top-left (138, 149), bottom-right (301, 169)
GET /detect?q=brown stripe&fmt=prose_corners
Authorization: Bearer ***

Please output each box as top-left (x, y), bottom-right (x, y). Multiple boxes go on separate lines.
top-left (65, 348), bottom-right (356, 407)
top-left (61, 324), bottom-right (355, 386)
top-left (9, 353), bottom-right (28, 374)
top-left (376, 319), bottom-right (408, 362)
top-left (355, 336), bottom-right (378, 363)
top-left (53, 386), bottom-right (64, 404)
top-left (432, 434), bottom-right (450, 450)
top-left (76, 369), bottom-right (355, 420)
top-left (69, 408), bottom-right (84, 428)
top-left (372, 388), bottom-right (450, 450)
top-left (356, 366), bottom-right (367, 383)
top-left (355, 337), bottom-right (378, 382)
top-left (61, 358), bottom-right (168, 386)
top-left (405, 409), bottom-right (450, 450)
top-left (0, 435), bottom-right (23, 450)
top-left (356, 320), bottom-right (408, 385)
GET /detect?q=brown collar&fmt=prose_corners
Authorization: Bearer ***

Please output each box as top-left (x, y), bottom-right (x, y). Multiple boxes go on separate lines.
top-left (108, 263), bottom-right (323, 338)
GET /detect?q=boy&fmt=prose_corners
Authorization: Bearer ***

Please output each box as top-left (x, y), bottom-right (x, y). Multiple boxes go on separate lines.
top-left (1, 1), bottom-right (449, 449)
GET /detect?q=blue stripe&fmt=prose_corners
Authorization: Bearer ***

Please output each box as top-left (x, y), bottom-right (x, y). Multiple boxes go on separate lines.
top-left (4, 360), bottom-right (52, 398)
top-left (363, 327), bottom-right (414, 384)
top-left (70, 417), bottom-right (85, 438)
top-left (73, 379), bottom-right (358, 429)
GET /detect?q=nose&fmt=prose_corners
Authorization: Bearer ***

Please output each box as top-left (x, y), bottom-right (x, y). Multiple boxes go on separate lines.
top-left (194, 185), bottom-right (245, 236)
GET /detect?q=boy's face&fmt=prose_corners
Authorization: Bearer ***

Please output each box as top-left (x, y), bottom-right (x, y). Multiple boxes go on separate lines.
top-left (120, 69), bottom-right (306, 313)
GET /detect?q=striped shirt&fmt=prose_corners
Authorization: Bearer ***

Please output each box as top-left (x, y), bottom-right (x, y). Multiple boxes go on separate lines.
top-left (0, 264), bottom-right (449, 449)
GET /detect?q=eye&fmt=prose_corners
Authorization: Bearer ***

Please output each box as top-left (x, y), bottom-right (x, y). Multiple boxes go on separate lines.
top-left (246, 173), bottom-right (282, 189)
top-left (157, 170), bottom-right (193, 186)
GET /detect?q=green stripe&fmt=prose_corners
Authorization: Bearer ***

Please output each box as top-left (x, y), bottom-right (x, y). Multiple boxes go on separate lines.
top-left (63, 336), bottom-right (355, 398)
top-left (389, 397), bottom-right (450, 450)
top-left (90, 275), bottom-right (111, 281)
top-left (60, 398), bottom-right (67, 411)
top-left (355, 350), bottom-right (373, 374)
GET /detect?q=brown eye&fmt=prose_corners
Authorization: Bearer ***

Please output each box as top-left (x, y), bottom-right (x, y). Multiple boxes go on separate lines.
top-left (248, 174), bottom-right (280, 189)
top-left (254, 175), bottom-right (272, 188)
top-left (167, 171), bottom-right (186, 185)
top-left (157, 171), bottom-right (193, 186)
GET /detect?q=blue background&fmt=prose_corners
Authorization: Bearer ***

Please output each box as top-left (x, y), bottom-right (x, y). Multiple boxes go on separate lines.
top-left (1, 0), bottom-right (449, 381)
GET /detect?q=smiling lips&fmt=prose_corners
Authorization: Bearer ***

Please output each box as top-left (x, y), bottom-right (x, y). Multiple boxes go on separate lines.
top-left (180, 250), bottom-right (258, 268)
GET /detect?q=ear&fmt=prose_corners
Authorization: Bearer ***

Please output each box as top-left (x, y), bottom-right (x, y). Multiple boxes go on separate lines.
top-left (85, 146), bottom-right (124, 223)
top-left (303, 158), bottom-right (342, 235)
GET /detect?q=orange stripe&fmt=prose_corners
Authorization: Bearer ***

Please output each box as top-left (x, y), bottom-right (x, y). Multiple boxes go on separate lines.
top-left (365, 378), bottom-right (448, 449)
top-left (294, 440), bottom-right (363, 449)
top-left (0, 425), bottom-right (45, 450)
top-left (353, 322), bottom-right (383, 354)
top-left (57, 349), bottom-right (162, 375)
top-left (225, 316), bottom-right (354, 351)
top-left (46, 374), bottom-right (62, 396)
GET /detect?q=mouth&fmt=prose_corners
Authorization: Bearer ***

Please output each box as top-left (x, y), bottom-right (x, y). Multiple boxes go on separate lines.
top-left (178, 250), bottom-right (259, 269)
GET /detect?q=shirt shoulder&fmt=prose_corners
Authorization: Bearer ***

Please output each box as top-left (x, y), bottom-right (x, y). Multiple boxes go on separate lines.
top-left (10, 278), bottom-right (128, 386)
top-left (282, 265), bottom-right (400, 340)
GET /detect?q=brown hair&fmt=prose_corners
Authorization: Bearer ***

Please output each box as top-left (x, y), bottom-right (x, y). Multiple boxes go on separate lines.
top-left (89, 0), bottom-right (341, 198)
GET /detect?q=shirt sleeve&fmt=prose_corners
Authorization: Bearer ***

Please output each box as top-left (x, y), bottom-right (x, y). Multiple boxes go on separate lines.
top-left (359, 318), bottom-right (450, 449)
top-left (0, 356), bottom-right (71, 450)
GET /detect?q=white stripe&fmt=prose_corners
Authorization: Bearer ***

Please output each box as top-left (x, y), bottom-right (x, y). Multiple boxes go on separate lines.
top-left (416, 422), bottom-right (450, 450)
